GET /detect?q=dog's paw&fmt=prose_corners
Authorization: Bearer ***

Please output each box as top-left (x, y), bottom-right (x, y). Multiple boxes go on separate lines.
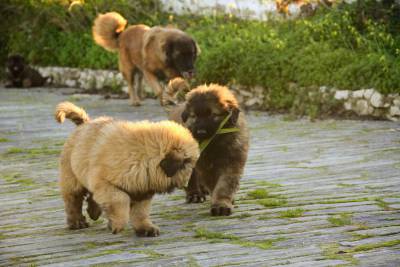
top-left (107, 221), bottom-right (125, 234)
top-left (135, 224), bottom-right (160, 237)
top-left (186, 192), bottom-right (206, 203)
top-left (210, 203), bottom-right (233, 216)
top-left (67, 216), bottom-right (89, 230)
top-left (130, 100), bottom-right (142, 106)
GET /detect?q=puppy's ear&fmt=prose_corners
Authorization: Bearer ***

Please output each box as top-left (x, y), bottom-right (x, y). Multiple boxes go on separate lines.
top-left (229, 107), bottom-right (240, 125)
top-left (164, 40), bottom-right (174, 66)
top-left (160, 153), bottom-right (185, 177)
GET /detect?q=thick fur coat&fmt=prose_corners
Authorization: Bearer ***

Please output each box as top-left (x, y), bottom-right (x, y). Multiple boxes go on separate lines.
top-left (170, 84), bottom-right (249, 216)
top-left (92, 12), bottom-right (199, 106)
top-left (56, 102), bottom-right (199, 236)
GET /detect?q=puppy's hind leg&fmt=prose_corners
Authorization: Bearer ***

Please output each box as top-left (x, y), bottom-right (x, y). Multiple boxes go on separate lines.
top-left (86, 193), bottom-right (102, 221)
top-left (59, 172), bottom-right (89, 229)
top-left (130, 197), bottom-right (159, 237)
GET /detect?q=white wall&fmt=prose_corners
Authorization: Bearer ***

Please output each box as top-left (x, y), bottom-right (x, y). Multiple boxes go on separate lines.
top-left (160, 0), bottom-right (298, 21)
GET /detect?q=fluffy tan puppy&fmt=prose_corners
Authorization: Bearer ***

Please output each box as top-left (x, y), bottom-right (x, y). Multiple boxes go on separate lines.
top-left (55, 102), bottom-right (199, 236)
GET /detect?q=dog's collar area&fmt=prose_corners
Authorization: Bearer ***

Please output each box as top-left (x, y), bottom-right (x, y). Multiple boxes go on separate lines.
top-left (199, 112), bottom-right (240, 153)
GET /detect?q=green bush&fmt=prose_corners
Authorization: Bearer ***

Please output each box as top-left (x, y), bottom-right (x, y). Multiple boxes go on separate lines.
top-left (1, 0), bottom-right (400, 118)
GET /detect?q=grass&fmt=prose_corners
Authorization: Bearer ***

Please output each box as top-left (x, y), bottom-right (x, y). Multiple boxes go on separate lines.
top-left (244, 187), bottom-right (287, 208)
top-left (3, 146), bottom-right (60, 158)
top-left (328, 213), bottom-right (352, 227)
top-left (350, 239), bottom-right (400, 252)
top-left (318, 197), bottom-right (371, 205)
top-left (254, 181), bottom-right (282, 188)
top-left (374, 197), bottom-right (393, 211)
top-left (1, 172), bottom-right (35, 187)
top-left (279, 208), bottom-right (305, 218)
top-left (0, 137), bottom-right (10, 142)
top-left (350, 233), bottom-right (374, 241)
top-left (322, 243), bottom-right (358, 265)
top-left (3, 1), bottom-right (400, 118)
top-left (247, 189), bottom-right (269, 199)
top-left (194, 227), bottom-right (284, 250)
top-left (257, 198), bottom-right (287, 208)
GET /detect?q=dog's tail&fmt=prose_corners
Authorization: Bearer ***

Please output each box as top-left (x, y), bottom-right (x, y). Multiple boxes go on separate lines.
top-left (55, 102), bottom-right (90, 126)
top-left (92, 12), bottom-right (127, 52)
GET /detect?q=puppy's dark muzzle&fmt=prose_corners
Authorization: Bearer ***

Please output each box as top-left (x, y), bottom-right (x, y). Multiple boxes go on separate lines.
top-left (182, 70), bottom-right (195, 79)
top-left (193, 129), bottom-right (210, 141)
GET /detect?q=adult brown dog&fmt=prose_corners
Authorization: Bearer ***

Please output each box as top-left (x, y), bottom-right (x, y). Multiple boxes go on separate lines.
top-left (170, 84), bottom-right (249, 216)
top-left (55, 102), bottom-right (199, 236)
top-left (5, 55), bottom-right (50, 88)
top-left (92, 12), bottom-right (199, 106)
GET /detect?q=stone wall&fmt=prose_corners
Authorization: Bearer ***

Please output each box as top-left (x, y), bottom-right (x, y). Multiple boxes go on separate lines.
top-left (334, 88), bottom-right (400, 121)
top-left (36, 66), bottom-right (400, 121)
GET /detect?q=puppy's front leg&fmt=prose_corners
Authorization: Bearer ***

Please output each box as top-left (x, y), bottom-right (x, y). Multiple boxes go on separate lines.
top-left (91, 182), bottom-right (130, 234)
top-left (130, 198), bottom-right (160, 237)
top-left (185, 170), bottom-right (207, 203)
top-left (210, 173), bottom-right (240, 216)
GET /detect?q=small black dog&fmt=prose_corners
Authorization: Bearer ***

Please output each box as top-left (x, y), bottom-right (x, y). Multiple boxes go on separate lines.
top-left (5, 55), bottom-right (50, 88)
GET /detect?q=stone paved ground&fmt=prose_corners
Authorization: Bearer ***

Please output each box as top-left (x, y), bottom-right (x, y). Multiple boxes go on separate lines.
top-left (0, 88), bottom-right (399, 267)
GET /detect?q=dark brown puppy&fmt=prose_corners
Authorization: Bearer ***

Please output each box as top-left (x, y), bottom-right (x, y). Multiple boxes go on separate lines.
top-left (5, 55), bottom-right (49, 88)
top-left (92, 12), bottom-right (199, 106)
top-left (170, 84), bottom-right (249, 216)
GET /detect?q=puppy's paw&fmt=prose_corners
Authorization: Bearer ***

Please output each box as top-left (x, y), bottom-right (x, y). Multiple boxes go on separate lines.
top-left (107, 221), bottom-right (125, 234)
top-left (67, 216), bottom-right (89, 230)
top-left (130, 100), bottom-right (141, 107)
top-left (210, 203), bottom-right (233, 216)
top-left (186, 192), bottom-right (206, 203)
top-left (135, 224), bottom-right (160, 237)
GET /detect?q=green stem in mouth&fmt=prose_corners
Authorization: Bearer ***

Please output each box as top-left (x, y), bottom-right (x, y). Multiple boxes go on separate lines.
top-left (199, 112), bottom-right (240, 153)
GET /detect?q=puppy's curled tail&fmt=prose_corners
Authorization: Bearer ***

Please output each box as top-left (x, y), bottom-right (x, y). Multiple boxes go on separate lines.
top-left (55, 102), bottom-right (90, 126)
top-left (92, 12), bottom-right (127, 52)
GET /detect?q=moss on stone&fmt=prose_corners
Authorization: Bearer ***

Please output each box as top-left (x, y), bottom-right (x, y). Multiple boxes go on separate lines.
top-left (328, 213), bottom-right (352, 227)
top-left (194, 227), bottom-right (284, 250)
top-left (350, 239), bottom-right (400, 252)
top-left (257, 198), bottom-right (287, 208)
top-left (279, 208), bottom-right (305, 218)
top-left (247, 189), bottom-right (269, 199)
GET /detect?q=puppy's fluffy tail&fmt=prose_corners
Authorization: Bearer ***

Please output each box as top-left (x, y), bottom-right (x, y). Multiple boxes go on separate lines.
top-left (92, 12), bottom-right (127, 52)
top-left (55, 102), bottom-right (90, 126)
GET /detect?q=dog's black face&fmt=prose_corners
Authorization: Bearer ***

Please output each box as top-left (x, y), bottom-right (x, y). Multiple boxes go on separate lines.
top-left (181, 92), bottom-right (239, 141)
top-left (7, 55), bottom-right (25, 76)
top-left (165, 36), bottom-right (198, 79)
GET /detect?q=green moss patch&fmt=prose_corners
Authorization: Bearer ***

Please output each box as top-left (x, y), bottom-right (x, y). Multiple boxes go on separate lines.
top-left (257, 198), bottom-right (287, 208)
top-left (279, 208), bottom-right (305, 218)
top-left (194, 227), bottom-right (284, 250)
top-left (350, 239), bottom-right (400, 252)
top-left (328, 213), bottom-right (352, 227)
top-left (3, 146), bottom-right (61, 158)
top-left (247, 189), bottom-right (269, 199)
